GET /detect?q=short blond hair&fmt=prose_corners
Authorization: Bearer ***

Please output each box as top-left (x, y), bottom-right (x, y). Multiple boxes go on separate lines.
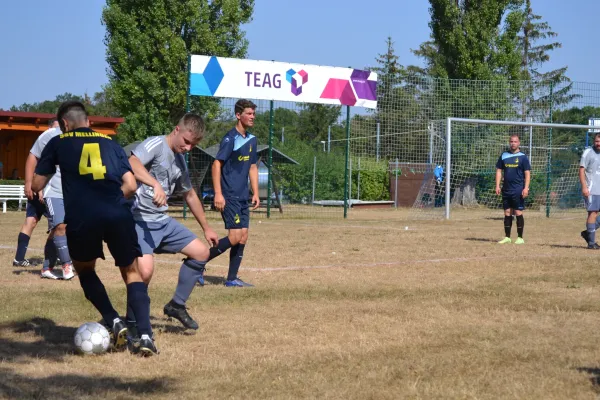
top-left (177, 113), bottom-right (205, 140)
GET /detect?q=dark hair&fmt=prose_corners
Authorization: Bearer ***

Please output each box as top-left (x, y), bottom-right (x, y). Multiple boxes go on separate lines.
top-left (177, 113), bottom-right (206, 140)
top-left (235, 99), bottom-right (256, 115)
top-left (509, 134), bottom-right (520, 140)
top-left (48, 118), bottom-right (57, 127)
top-left (56, 101), bottom-right (88, 132)
top-left (594, 133), bottom-right (600, 140)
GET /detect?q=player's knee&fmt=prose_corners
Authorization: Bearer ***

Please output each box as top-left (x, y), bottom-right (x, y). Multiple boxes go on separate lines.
top-left (240, 230), bottom-right (249, 244)
top-left (54, 224), bottom-right (67, 236)
top-left (183, 239), bottom-right (209, 261)
top-left (228, 230), bottom-right (242, 245)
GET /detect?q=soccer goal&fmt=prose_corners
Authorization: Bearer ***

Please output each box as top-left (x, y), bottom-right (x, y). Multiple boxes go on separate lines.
top-left (411, 117), bottom-right (599, 220)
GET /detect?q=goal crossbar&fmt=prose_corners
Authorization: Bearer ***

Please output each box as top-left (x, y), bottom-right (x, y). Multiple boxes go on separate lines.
top-left (445, 117), bottom-right (597, 219)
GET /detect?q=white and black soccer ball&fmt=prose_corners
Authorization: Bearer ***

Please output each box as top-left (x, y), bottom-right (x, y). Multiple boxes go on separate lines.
top-left (74, 322), bottom-right (111, 355)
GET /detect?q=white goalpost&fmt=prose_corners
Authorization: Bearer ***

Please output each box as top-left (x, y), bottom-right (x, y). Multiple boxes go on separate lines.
top-left (411, 117), bottom-right (600, 220)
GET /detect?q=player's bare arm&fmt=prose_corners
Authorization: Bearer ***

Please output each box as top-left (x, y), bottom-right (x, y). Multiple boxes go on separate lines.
top-left (121, 171), bottom-right (137, 199)
top-left (495, 168), bottom-right (502, 195)
top-left (522, 170), bottom-right (531, 198)
top-left (24, 153), bottom-right (40, 200)
top-left (212, 159), bottom-right (226, 212)
top-left (128, 155), bottom-right (167, 207)
top-left (580, 166), bottom-right (590, 197)
top-left (249, 163), bottom-right (260, 210)
top-left (31, 173), bottom-right (50, 193)
top-left (183, 189), bottom-right (219, 246)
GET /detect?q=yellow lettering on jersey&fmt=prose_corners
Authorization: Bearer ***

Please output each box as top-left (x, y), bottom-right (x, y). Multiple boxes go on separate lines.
top-left (79, 143), bottom-right (107, 180)
top-left (237, 155), bottom-right (250, 161)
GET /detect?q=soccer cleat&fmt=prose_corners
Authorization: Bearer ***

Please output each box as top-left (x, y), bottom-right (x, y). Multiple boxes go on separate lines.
top-left (128, 334), bottom-right (159, 357)
top-left (40, 269), bottom-right (59, 280)
top-left (224, 278), bottom-right (254, 287)
top-left (163, 302), bottom-right (199, 330)
top-left (61, 262), bottom-right (75, 280)
top-left (588, 243), bottom-right (600, 250)
top-left (497, 237), bottom-right (512, 244)
top-left (581, 230), bottom-right (589, 244)
top-left (514, 237), bottom-right (525, 245)
top-left (13, 259), bottom-right (30, 267)
top-left (110, 318), bottom-right (128, 351)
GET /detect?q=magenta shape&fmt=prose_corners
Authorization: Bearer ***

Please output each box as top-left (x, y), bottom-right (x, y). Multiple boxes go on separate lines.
top-left (321, 78), bottom-right (348, 99)
top-left (298, 70), bottom-right (308, 84)
top-left (338, 81), bottom-right (356, 106)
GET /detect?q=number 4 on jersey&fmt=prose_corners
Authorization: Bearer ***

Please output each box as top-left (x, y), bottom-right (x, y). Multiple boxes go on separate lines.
top-left (79, 143), bottom-right (106, 180)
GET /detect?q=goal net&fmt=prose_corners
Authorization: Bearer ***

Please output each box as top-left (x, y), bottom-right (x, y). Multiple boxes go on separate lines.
top-left (411, 118), bottom-right (595, 219)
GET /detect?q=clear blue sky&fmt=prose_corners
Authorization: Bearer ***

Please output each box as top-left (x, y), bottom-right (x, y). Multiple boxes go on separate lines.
top-left (0, 0), bottom-right (598, 110)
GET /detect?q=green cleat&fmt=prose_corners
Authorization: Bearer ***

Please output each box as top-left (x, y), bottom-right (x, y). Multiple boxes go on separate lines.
top-left (498, 237), bottom-right (512, 244)
top-left (514, 237), bottom-right (525, 245)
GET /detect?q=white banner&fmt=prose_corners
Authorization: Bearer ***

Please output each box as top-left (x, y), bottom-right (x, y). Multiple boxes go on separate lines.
top-left (190, 55), bottom-right (377, 109)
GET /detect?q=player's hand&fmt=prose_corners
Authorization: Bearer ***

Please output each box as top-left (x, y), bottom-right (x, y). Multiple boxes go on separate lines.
top-left (214, 193), bottom-right (226, 212)
top-left (251, 193), bottom-right (260, 210)
top-left (25, 183), bottom-right (34, 200)
top-left (495, 186), bottom-right (501, 196)
top-left (152, 183), bottom-right (167, 207)
top-left (583, 188), bottom-right (591, 198)
top-left (204, 227), bottom-right (219, 247)
top-left (38, 191), bottom-right (45, 204)
top-left (522, 188), bottom-right (529, 198)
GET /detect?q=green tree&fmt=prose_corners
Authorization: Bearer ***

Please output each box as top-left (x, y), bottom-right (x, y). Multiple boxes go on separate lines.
top-left (102, 0), bottom-right (254, 143)
top-left (10, 91), bottom-right (118, 117)
top-left (516, 0), bottom-right (576, 118)
top-left (297, 104), bottom-right (342, 142)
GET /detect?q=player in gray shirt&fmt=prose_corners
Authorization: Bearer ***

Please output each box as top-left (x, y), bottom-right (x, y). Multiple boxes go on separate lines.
top-left (579, 133), bottom-right (600, 249)
top-left (13, 119), bottom-right (74, 279)
top-left (127, 113), bottom-right (218, 332)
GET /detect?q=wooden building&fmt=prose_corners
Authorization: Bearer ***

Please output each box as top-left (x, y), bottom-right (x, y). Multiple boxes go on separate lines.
top-left (0, 111), bottom-right (123, 179)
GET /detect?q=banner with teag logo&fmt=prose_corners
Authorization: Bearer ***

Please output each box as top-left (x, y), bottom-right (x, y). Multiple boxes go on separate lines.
top-left (190, 55), bottom-right (377, 109)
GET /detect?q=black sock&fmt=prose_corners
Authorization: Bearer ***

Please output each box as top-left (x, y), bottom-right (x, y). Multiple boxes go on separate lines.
top-left (78, 269), bottom-right (119, 326)
top-left (208, 237), bottom-right (232, 261)
top-left (127, 282), bottom-right (152, 337)
top-left (42, 238), bottom-right (57, 270)
top-left (504, 216), bottom-right (513, 237)
top-left (516, 215), bottom-right (524, 238)
top-left (227, 244), bottom-right (245, 281)
top-left (15, 233), bottom-right (30, 261)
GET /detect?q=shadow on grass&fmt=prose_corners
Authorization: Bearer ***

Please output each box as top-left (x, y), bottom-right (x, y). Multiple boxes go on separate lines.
top-left (0, 367), bottom-right (173, 399)
top-left (12, 269), bottom-right (40, 276)
top-left (203, 275), bottom-right (226, 286)
top-left (576, 367), bottom-right (600, 389)
top-left (465, 237), bottom-right (498, 243)
top-left (541, 244), bottom-right (585, 249)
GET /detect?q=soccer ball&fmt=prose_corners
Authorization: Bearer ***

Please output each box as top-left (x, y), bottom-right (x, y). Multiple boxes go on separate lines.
top-left (74, 322), bottom-right (111, 355)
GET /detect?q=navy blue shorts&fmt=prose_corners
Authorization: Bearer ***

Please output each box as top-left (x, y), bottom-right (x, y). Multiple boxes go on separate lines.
top-left (25, 196), bottom-right (46, 220)
top-left (221, 199), bottom-right (249, 229)
top-left (502, 193), bottom-right (525, 211)
top-left (66, 207), bottom-right (142, 267)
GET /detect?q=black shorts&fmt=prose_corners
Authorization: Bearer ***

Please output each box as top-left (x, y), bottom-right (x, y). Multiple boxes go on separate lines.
top-left (502, 193), bottom-right (525, 211)
top-left (221, 198), bottom-right (250, 229)
top-left (66, 206), bottom-right (142, 267)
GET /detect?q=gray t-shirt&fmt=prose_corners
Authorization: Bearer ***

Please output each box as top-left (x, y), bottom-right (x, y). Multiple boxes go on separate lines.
top-left (580, 147), bottom-right (600, 195)
top-left (30, 127), bottom-right (63, 199)
top-left (130, 136), bottom-right (193, 222)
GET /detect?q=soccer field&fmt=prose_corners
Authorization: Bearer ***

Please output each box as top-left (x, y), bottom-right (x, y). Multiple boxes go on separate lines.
top-left (1, 210), bottom-right (600, 399)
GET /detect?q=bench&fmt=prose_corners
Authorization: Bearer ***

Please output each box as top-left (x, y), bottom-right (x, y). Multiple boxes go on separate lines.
top-left (0, 185), bottom-right (26, 213)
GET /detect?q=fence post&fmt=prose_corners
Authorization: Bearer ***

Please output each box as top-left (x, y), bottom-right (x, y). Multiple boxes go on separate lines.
top-left (281, 127), bottom-right (284, 144)
top-left (183, 54), bottom-right (191, 220)
top-left (327, 125), bottom-right (331, 153)
top-left (343, 105), bottom-right (351, 218)
top-left (546, 82), bottom-right (554, 218)
top-left (376, 121), bottom-right (380, 162)
top-left (312, 156), bottom-right (316, 204)
top-left (394, 158), bottom-right (399, 208)
top-left (357, 157), bottom-right (361, 200)
top-left (445, 118), bottom-right (451, 220)
top-left (267, 100), bottom-right (274, 218)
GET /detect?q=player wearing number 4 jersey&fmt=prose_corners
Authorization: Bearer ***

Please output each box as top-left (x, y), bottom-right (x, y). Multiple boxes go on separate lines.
top-left (32, 101), bottom-right (157, 356)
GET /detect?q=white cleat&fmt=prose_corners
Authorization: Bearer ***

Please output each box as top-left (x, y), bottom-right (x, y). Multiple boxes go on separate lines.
top-left (62, 262), bottom-right (75, 280)
top-left (40, 269), bottom-right (59, 280)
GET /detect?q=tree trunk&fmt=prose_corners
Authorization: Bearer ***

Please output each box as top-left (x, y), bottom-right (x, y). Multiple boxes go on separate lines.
top-left (451, 177), bottom-right (478, 206)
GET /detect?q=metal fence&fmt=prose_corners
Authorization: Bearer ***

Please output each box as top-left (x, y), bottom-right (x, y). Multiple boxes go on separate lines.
top-left (185, 77), bottom-right (600, 220)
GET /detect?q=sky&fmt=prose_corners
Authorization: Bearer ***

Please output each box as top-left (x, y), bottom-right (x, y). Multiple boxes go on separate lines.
top-left (1, 0), bottom-right (599, 110)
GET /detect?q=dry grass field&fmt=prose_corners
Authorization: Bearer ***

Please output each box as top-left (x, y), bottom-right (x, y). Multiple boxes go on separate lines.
top-left (1, 208), bottom-right (600, 399)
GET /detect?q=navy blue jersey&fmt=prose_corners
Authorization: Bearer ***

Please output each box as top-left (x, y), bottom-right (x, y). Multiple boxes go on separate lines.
top-left (35, 128), bottom-right (132, 224)
top-left (215, 128), bottom-right (258, 199)
top-left (496, 151), bottom-right (531, 194)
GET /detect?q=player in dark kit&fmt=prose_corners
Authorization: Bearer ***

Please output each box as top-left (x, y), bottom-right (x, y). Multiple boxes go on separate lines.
top-left (32, 101), bottom-right (157, 356)
top-left (495, 134), bottom-right (531, 245)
